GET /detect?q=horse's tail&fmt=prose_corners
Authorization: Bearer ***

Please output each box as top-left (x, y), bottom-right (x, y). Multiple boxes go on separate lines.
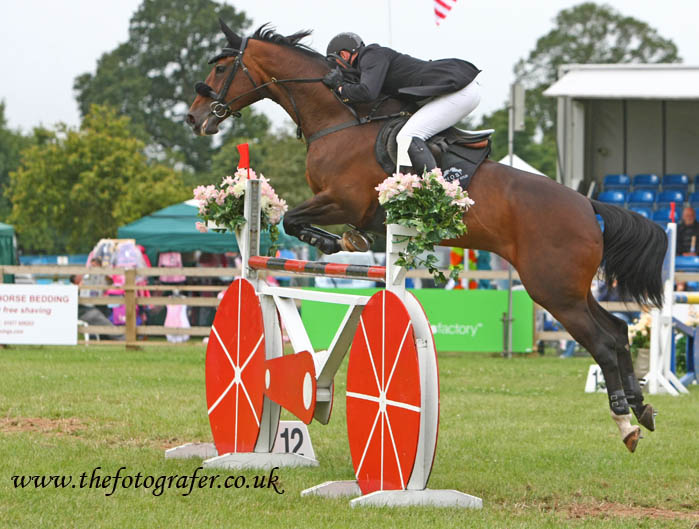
top-left (590, 199), bottom-right (667, 307)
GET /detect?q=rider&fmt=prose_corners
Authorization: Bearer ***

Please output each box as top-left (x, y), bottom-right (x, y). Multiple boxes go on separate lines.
top-left (323, 32), bottom-right (481, 174)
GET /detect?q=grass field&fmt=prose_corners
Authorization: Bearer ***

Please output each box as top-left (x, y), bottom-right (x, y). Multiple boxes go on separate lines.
top-left (0, 345), bottom-right (697, 528)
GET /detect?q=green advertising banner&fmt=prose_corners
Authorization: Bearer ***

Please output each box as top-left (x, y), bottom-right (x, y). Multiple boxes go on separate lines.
top-left (301, 288), bottom-right (534, 353)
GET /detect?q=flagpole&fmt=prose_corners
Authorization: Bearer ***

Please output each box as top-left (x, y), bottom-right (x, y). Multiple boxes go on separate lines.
top-left (387, 0), bottom-right (393, 47)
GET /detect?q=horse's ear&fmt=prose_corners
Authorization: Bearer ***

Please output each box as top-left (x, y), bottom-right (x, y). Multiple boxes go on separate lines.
top-left (219, 18), bottom-right (242, 50)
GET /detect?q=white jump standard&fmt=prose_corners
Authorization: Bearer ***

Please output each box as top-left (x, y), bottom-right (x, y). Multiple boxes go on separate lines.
top-left (202, 178), bottom-right (482, 508)
top-left (647, 222), bottom-right (691, 396)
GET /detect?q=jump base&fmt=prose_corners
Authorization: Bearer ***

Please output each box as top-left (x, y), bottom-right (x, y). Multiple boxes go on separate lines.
top-left (302, 480), bottom-right (483, 508)
top-left (164, 442), bottom-right (217, 460)
top-left (203, 452), bottom-right (319, 470)
top-left (301, 480), bottom-right (362, 498)
top-left (350, 489), bottom-right (483, 509)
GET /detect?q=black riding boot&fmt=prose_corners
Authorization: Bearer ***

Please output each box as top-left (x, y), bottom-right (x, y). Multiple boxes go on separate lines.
top-left (399, 137), bottom-right (438, 174)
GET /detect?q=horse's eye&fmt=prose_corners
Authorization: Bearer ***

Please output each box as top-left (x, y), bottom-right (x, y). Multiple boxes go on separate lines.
top-left (216, 65), bottom-right (226, 74)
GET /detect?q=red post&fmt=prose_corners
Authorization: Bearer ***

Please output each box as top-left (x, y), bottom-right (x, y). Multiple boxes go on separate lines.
top-left (670, 202), bottom-right (676, 223)
top-left (237, 143), bottom-right (250, 179)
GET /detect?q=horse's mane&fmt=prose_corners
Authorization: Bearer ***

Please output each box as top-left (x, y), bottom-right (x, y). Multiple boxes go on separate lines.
top-left (251, 24), bottom-right (327, 65)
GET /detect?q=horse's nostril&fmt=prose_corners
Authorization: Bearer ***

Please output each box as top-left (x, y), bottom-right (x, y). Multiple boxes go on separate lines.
top-left (186, 113), bottom-right (196, 126)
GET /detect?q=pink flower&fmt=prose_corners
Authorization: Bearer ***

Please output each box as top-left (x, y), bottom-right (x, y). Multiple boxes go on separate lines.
top-left (194, 167), bottom-right (287, 230)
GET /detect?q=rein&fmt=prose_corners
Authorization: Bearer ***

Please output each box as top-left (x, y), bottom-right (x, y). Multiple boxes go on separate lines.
top-left (306, 95), bottom-right (411, 146)
top-left (196, 38), bottom-right (412, 145)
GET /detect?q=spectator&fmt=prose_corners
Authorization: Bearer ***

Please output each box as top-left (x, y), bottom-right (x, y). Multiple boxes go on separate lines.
top-left (677, 206), bottom-right (699, 256)
top-left (80, 257), bottom-right (107, 297)
top-left (597, 279), bottom-right (636, 324)
top-left (70, 274), bottom-right (123, 340)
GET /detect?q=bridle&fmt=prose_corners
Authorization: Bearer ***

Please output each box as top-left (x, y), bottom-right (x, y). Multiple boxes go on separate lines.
top-left (195, 37), bottom-right (324, 139)
top-left (194, 37), bottom-right (412, 144)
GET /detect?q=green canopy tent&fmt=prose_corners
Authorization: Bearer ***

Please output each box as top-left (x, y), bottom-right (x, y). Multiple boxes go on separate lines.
top-left (0, 222), bottom-right (17, 282)
top-left (117, 200), bottom-right (308, 265)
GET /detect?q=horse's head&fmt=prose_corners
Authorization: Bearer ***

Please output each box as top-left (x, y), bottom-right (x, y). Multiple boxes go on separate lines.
top-left (187, 19), bottom-right (266, 136)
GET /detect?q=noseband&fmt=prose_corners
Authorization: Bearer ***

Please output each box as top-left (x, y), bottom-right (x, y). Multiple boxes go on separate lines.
top-left (195, 37), bottom-right (256, 119)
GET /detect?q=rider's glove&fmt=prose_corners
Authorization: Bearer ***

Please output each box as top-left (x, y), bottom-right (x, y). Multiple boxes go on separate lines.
top-left (322, 69), bottom-right (344, 91)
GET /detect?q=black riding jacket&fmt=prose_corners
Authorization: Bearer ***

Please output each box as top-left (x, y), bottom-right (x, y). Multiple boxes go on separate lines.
top-left (677, 220), bottom-right (699, 254)
top-left (340, 44), bottom-right (480, 103)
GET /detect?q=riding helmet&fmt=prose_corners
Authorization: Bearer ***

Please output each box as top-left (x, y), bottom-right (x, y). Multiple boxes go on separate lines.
top-left (326, 32), bottom-right (365, 56)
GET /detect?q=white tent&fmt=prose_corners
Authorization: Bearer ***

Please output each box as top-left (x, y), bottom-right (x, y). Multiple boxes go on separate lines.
top-left (543, 64), bottom-right (699, 191)
top-left (497, 154), bottom-right (546, 176)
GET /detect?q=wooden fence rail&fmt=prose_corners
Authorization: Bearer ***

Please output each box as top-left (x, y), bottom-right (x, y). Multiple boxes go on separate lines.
top-left (1, 264), bottom-right (692, 349)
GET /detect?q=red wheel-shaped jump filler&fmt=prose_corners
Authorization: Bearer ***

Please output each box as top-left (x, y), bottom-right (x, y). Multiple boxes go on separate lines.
top-left (346, 290), bottom-right (422, 495)
top-left (205, 278), bottom-right (267, 454)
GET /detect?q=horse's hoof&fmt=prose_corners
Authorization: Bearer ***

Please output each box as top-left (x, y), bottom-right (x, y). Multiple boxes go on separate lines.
top-left (319, 239), bottom-right (341, 254)
top-left (340, 230), bottom-right (370, 252)
top-left (623, 426), bottom-right (641, 452)
top-left (638, 404), bottom-right (656, 432)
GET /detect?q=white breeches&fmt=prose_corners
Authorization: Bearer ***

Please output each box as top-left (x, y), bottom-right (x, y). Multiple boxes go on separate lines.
top-left (396, 77), bottom-right (481, 141)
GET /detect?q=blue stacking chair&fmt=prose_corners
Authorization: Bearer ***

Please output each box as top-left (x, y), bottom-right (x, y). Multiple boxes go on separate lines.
top-left (627, 189), bottom-right (656, 209)
top-left (652, 208), bottom-right (674, 222)
top-left (603, 174), bottom-right (630, 191)
top-left (662, 173), bottom-right (689, 191)
top-left (689, 191), bottom-right (699, 209)
top-left (629, 207), bottom-right (652, 219)
top-left (633, 173), bottom-right (660, 190)
top-left (597, 190), bottom-right (626, 205)
top-left (596, 214), bottom-right (604, 232)
top-left (656, 189), bottom-right (685, 209)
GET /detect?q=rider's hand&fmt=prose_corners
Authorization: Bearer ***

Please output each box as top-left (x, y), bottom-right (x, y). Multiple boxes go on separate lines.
top-left (322, 69), bottom-right (344, 90)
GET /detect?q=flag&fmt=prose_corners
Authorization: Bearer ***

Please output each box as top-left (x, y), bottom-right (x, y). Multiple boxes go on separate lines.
top-left (236, 142), bottom-right (250, 178)
top-left (435, 0), bottom-right (458, 25)
top-left (448, 247), bottom-right (464, 290)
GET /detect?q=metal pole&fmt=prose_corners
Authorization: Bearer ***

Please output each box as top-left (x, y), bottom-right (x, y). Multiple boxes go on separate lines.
top-left (508, 84), bottom-right (514, 169)
top-left (504, 85), bottom-right (515, 358)
top-left (387, 0), bottom-right (393, 47)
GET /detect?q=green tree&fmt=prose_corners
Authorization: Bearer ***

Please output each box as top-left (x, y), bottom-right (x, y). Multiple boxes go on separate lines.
top-left (478, 2), bottom-right (681, 175)
top-left (0, 102), bottom-right (33, 221)
top-left (7, 105), bottom-right (189, 254)
top-left (514, 2), bottom-right (681, 136)
top-left (73, 0), bottom-right (271, 174)
top-left (210, 127), bottom-right (311, 208)
top-left (475, 108), bottom-right (556, 177)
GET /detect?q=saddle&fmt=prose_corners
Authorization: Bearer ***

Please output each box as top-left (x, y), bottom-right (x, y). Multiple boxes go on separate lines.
top-left (375, 117), bottom-right (493, 190)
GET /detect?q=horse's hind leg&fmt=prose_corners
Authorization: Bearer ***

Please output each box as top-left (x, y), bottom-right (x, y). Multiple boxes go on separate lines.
top-left (587, 296), bottom-right (656, 432)
top-left (517, 248), bottom-right (643, 451)
top-left (543, 298), bottom-right (641, 451)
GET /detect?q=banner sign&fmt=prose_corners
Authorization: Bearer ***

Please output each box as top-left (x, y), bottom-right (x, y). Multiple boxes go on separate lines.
top-left (301, 288), bottom-right (533, 353)
top-left (0, 284), bottom-right (78, 345)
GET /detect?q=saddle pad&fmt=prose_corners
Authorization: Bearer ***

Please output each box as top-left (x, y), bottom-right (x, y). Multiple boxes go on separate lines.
top-left (375, 117), bottom-right (491, 190)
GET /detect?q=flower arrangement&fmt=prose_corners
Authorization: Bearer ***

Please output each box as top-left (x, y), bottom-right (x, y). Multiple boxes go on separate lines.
top-left (376, 168), bottom-right (474, 283)
top-left (628, 312), bottom-right (652, 358)
top-left (193, 168), bottom-right (288, 251)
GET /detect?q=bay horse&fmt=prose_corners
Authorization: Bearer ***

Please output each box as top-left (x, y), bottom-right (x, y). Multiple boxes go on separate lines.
top-left (187, 21), bottom-right (666, 452)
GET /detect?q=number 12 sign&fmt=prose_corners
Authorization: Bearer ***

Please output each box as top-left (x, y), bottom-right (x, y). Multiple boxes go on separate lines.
top-left (272, 420), bottom-right (315, 459)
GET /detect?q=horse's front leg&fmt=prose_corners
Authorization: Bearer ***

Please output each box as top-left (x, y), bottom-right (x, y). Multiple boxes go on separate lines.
top-left (283, 192), bottom-right (372, 254)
